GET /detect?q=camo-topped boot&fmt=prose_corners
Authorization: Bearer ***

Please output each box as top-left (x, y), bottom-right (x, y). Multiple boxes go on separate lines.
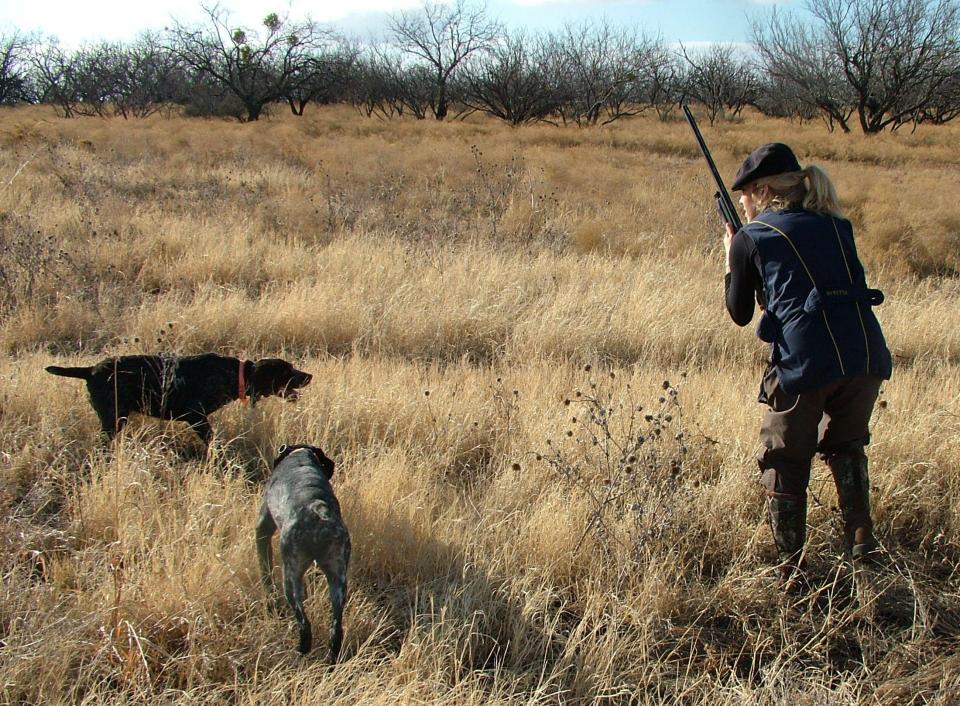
top-left (825, 447), bottom-right (878, 562)
top-left (767, 493), bottom-right (808, 592)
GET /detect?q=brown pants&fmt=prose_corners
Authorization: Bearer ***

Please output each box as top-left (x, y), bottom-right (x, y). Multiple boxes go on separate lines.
top-left (757, 368), bottom-right (883, 497)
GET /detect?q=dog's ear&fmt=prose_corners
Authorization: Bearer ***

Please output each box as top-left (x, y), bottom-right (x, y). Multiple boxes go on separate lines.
top-left (248, 359), bottom-right (282, 403)
top-left (309, 445), bottom-right (335, 479)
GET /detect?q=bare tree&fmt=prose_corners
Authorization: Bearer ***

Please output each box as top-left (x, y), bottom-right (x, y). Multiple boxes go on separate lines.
top-left (29, 40), bottom-right (175, 118)
top-left (387, 0), bottom-right (501, 120)
top-left (68, 43), bottom-right (125, 117)
top-left (23, 34), bottom-right (186, 118)
top-left (61, 37), bottom-right (186, 119)
top-left (393, 62), bottom-right (438, 119)
top-left (643, 48), bottom-right (685, 121)
top-left (0, 31), bottom-right (34, 105)
top-left (754, 74), bottom-right (821, 124)
top-left (112, 33), bottom-right (190, 118)
top-left (752, 9), bottom-right (856, 132)
top-left (459, 30), bottom-right (560, 124)
top-left (680, 43), bottom-right (756, 125)
top-left (351, 45), bottom-right (435, 119)
top-left (547, 21), bottom-right (653, 126)
top-left (350, 47), bottom-right (404, 118)
top-left (283, 40), bottom-right (358, 115)
top-left (753, 0), bottom-right (960, 133)
top-left (601, 30), bottom-right (671, 124)
top-left (28, 38), bottom-right (80, 116)
top-left (911, 70), bottom-right (960, 127)
top-left (166, 4), bottom-right (333, 121)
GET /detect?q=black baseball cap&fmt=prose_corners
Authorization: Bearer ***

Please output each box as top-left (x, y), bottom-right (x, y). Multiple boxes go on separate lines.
top-left (731, 143), bottom-right (802, 191)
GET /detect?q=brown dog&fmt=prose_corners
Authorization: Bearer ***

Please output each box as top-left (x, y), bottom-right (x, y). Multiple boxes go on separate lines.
top-left (46, 354), bottom-right (312, 446)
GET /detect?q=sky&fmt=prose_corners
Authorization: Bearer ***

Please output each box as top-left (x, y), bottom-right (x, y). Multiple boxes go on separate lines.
top-left (0, 0), bottom-right (800, 47)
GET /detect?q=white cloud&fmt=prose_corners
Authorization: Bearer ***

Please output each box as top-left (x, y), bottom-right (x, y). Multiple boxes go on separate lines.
top-left (509, 0), bottom-right (647, 5)
top-left (308, 0), bottom-right (422, 21)
top-left (0, 0), bottom-right (424, 46)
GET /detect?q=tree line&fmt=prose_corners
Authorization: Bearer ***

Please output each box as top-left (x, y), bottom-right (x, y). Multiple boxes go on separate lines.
top-left (1, 0), bottom-right (958, 133)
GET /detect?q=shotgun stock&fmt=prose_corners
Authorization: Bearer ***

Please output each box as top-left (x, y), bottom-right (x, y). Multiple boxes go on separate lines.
top-left (682, 103), bottom-right (743, 232)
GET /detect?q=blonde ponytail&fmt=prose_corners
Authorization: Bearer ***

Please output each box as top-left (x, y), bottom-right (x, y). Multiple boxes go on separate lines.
top-left (753, 164), bottom-right (845, 219)
top-left (801, 165), bottom-right (844, 218)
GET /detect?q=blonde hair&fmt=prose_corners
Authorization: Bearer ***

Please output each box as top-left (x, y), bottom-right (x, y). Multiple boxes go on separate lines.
top-left (752, 165), bottom-right (844, 218)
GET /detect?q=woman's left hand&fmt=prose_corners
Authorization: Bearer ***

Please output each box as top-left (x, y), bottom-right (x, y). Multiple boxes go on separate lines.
top-left (723, 223), bottom-right (735, 273)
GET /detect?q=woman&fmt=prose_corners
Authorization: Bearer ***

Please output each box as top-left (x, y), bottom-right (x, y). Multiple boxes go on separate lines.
top-left (723, 143), bottom-right (892, 589)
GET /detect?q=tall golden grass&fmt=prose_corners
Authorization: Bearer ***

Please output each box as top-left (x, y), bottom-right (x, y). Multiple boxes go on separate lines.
top-left (1, 104), bottom-right (959, 704)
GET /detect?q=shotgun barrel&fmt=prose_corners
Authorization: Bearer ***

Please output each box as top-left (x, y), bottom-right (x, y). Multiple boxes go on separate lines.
top-left (682, 103), bottom-right (743, 232)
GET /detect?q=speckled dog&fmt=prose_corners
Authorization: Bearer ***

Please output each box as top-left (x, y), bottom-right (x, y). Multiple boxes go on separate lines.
top-left (256, 444), bottom-right (350, 661)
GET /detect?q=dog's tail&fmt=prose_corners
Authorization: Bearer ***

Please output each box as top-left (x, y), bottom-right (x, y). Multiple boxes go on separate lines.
top-left (45, 365), bottom-right (93, 380)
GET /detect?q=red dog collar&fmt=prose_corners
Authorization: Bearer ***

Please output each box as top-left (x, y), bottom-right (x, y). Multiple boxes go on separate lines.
top-left (238, 359), bottom-right (248, 404)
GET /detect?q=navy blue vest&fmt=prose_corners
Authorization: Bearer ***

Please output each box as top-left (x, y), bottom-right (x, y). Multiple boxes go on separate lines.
top-left (742, 209), bottom-right (892, 394)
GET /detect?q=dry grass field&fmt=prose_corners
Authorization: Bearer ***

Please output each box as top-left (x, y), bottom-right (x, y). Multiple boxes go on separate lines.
top-left (1, 103), bottom-right (959, 705)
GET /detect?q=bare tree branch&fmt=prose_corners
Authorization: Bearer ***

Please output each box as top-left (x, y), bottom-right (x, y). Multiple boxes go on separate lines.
top-left (388, 0), bottom-right (501, 120)
top-left (165, 3), bottom-right (334, 121)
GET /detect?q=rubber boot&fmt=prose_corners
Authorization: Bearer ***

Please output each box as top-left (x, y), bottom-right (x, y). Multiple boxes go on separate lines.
top-left (767, 493), bottom-right (808, 592)
top-left (825, 447), bottom-right (878, 562)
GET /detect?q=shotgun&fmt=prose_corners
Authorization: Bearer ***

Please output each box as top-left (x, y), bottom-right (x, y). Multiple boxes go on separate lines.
top-left (682, 103), bottom-right (743, 232)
